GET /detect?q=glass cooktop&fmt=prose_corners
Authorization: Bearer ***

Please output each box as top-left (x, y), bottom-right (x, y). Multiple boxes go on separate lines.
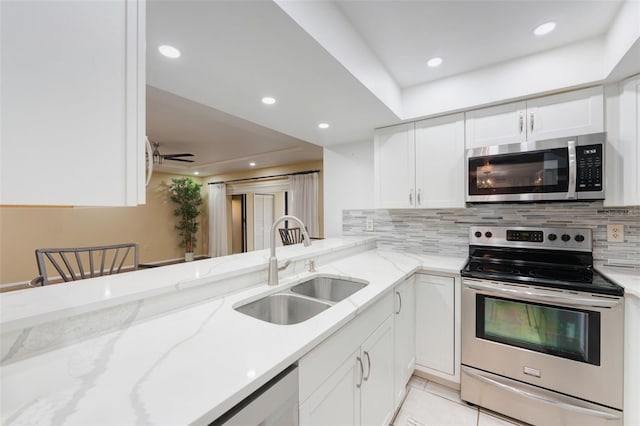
top-left (461, 247), bottom-right (624, 296)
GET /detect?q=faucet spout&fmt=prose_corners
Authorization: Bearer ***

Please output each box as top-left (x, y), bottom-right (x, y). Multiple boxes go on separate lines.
top-left (268, 215), bottom-right (312, 286)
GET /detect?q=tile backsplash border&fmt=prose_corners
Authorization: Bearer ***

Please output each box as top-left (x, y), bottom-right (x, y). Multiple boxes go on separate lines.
top-left (343, 202), bottom-right (640, 269)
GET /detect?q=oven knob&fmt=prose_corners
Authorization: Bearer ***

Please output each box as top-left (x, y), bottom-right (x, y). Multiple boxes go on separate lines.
top-left (474, 231), bottom-right (482, 238)
top-left (548, 233), bottom-right (557, 241)
top-left (575, 234), bottom-right (585, 242)
top-left (485, 231), bottom-right (493, 238)
top-left (561, 234), bottom-right (571, 242)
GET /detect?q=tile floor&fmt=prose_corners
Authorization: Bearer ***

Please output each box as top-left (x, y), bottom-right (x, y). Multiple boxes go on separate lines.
top-left (391, 376), bottom-right (528, 426)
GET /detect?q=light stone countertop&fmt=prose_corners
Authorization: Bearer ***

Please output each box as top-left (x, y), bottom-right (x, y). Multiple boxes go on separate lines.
top-left (0, 239), bottom-right (466, 426)
top-left (597, 266), bottom-right (640, 298)
top-left (2, 239), bottom-right (637, 426)
top-left (0, 237), bottom-right (377, 333)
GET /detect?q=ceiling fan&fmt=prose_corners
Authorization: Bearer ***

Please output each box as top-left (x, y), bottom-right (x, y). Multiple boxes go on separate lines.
top-left (150, 141), bottom-right (195, 164)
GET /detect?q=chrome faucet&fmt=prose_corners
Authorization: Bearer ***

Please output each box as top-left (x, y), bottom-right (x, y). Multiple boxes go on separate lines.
top-left (268, 215), bottom-right (311, 286)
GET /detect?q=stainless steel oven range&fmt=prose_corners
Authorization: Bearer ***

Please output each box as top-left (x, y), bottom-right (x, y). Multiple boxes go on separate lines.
top-left (460, 226), bottom-right (624, 426)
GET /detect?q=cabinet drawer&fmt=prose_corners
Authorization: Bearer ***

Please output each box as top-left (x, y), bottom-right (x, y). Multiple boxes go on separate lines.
top-left (299, 291), bottom-right (393, 403)
top-left (416, 273), bottom-right (453, 286)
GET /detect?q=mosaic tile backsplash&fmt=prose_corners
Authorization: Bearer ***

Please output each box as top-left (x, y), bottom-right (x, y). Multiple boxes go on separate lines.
top-left (343, 202), bottom-right (640, 269)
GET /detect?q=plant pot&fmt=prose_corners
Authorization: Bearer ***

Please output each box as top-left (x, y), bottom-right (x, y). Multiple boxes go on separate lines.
top-left (185, 252), bottom-right (194, 262)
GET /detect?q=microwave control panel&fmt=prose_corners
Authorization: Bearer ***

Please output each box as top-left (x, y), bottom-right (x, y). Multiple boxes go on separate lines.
top-left (576, 144), bottom-right (602, 192)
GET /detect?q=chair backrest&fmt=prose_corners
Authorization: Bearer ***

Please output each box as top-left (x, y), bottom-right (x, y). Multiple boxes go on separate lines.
top-left (279, 227), bottom-right (304, 246)
top-left (33, 243), bottom-right (139, 286)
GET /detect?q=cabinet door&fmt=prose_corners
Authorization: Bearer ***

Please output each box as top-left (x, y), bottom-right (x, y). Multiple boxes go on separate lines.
top-left (0, 0), bottom-right (145, 206)
top-left (361, 315), bottom-right (395, 426)
top-left (415, 274), bottom-right (454, 375)
top-left (415, 113), bottom-right (465, 208)
top-left (393, 278), bottom-right (416, 408)
top-left (464, 102), bottom-right (527, 148)
top-left (299, 349), bottom-right (361, 426)
top-left (527, 86), bottom-right (604, 142)
top-left (609, 77), bottom-right (640, 206)
top-left (374, 124), bottom-right (415, 208)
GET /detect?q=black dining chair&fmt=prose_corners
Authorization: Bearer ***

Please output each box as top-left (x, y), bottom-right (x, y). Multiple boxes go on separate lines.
top-left (30, 243), bottom-right (139, 286)
top-left (278, 227), bottom-right (305, 246)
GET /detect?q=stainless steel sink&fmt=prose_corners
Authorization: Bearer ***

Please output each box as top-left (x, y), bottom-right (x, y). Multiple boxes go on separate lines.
top-left (290, 277), bottom-right (367, 303)
top-left (235, 293), bottom-right (331, 325)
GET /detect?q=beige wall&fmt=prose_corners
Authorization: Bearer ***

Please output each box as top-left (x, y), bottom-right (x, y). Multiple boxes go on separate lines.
top-left (0, 172), bottom-right (206, 284)
top-left (1, 161), bottom-right (323, 284)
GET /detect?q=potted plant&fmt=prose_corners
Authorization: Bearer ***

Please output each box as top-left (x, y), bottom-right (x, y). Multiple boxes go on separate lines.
top-left (169, 177), bottom-right (203, 261)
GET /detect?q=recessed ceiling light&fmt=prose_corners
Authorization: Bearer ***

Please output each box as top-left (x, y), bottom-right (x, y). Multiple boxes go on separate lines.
top-left (158, 45), bottom-right (181, 59)
top-left (249, 162), bottom-right (256, 167)
top-left (533, 21), bottom-right (556, 36)
top-left (261, 97), bottom-right (276, 105)
top-left (193, 171), bottom-right (199, 175)
top-left (318, 123), bottom-right (330, 129)
top-left (427, 57), bottom-right (443, 68)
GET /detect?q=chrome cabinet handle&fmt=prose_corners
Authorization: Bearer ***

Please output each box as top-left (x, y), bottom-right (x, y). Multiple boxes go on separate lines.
top-left (363, 351), bottom-right (371, 381)
top-left (530, 112), bottom-right (535, 133)
top-left (462, 368), bottom-right (621, 420)
top-left (145, 136), bottom-right (153, 187)
top-left (356, 356), bottom-right (364, 388)
top-left (417, 189), bottom-right (421, 206)
top-left (395, 291), bottom-right (402, 315)
top-left (409, 190), bottom-right (413, 206)
top-left (519, 112), bottom-right (524, 134)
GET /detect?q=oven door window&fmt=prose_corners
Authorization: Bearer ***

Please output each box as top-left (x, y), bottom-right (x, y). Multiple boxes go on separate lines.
top-left (476, 295), bottom-right (600, 365)
top-left (468, 147), bottom-right (569, 196)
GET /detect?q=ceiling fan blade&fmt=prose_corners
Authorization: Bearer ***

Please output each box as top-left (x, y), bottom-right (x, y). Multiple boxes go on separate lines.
top-left (166, 157), bottom-right (195, 163)
top-left (162, 153), bottom-right (194, 158)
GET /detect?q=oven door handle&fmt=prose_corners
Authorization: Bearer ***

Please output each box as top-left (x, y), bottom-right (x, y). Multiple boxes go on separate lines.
top-left (462, 368), bottom-right (622, 421)
top-left (463, 280), bottom-right (621, 308)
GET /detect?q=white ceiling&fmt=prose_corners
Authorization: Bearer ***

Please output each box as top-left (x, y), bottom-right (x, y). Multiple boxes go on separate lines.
top-left (147, 86), bottom-right (323, 175)
top-left (146, 0), bottom-right (634, 176)
top-left (335, 0), bottom-right (623, 88)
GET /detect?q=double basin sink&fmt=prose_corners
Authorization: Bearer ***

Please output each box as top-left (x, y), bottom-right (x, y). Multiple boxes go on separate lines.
top-left (235, 276), bottom-right (367, 325)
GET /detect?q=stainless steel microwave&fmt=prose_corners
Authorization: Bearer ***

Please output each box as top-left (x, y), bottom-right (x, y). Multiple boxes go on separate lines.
top-left (466, 132), bottom-right (605, 203)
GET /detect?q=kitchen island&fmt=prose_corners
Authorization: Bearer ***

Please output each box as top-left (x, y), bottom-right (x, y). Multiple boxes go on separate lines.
top-left (1, 238), bottom-right (637, 425)
top-left (0, 237), bottom-right (464, 425)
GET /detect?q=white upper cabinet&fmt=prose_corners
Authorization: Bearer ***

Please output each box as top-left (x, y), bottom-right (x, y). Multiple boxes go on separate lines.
top-left (374, 123), bottom-right (415, 208)
top-left (605, 76), bottom-right (640, 207)
top-left (465, 87), bottom-right (604, 149)
top-left (374, 113), bottom-right (465, 209)
top-left (464, 102), bottom-right (527, 147)
top-left (415, 114), bottom-right (465, 208)
top-left (526, 87), bottom-right (604, 141)
top-left (1, 0), bottom-right (146, 206)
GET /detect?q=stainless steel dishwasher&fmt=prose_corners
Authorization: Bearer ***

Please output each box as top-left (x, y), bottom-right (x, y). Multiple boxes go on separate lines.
top-left (211, 365), bottom-right (298, 426)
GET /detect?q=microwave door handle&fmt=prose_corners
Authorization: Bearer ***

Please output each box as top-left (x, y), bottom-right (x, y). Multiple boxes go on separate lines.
top-left (567, 140), bottom-right (577, 199)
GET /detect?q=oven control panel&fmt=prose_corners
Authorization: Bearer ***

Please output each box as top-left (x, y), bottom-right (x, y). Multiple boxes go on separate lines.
top-left (469, 226), bottom-right (592, 252)
top-left (506, 230), bottom-right (543, 242)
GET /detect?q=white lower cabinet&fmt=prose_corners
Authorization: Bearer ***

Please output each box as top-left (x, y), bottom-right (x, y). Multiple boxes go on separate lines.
top-left (299, 292), bottom-right (394, 426)
top-left (393, 277), bottom-right (416, 408)
top-left (359, 316), bottom-right (395, 426)
top-left (415, 273), bottom-right (461, 384)
top-left (299, 347), bottom-right (361, 426)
